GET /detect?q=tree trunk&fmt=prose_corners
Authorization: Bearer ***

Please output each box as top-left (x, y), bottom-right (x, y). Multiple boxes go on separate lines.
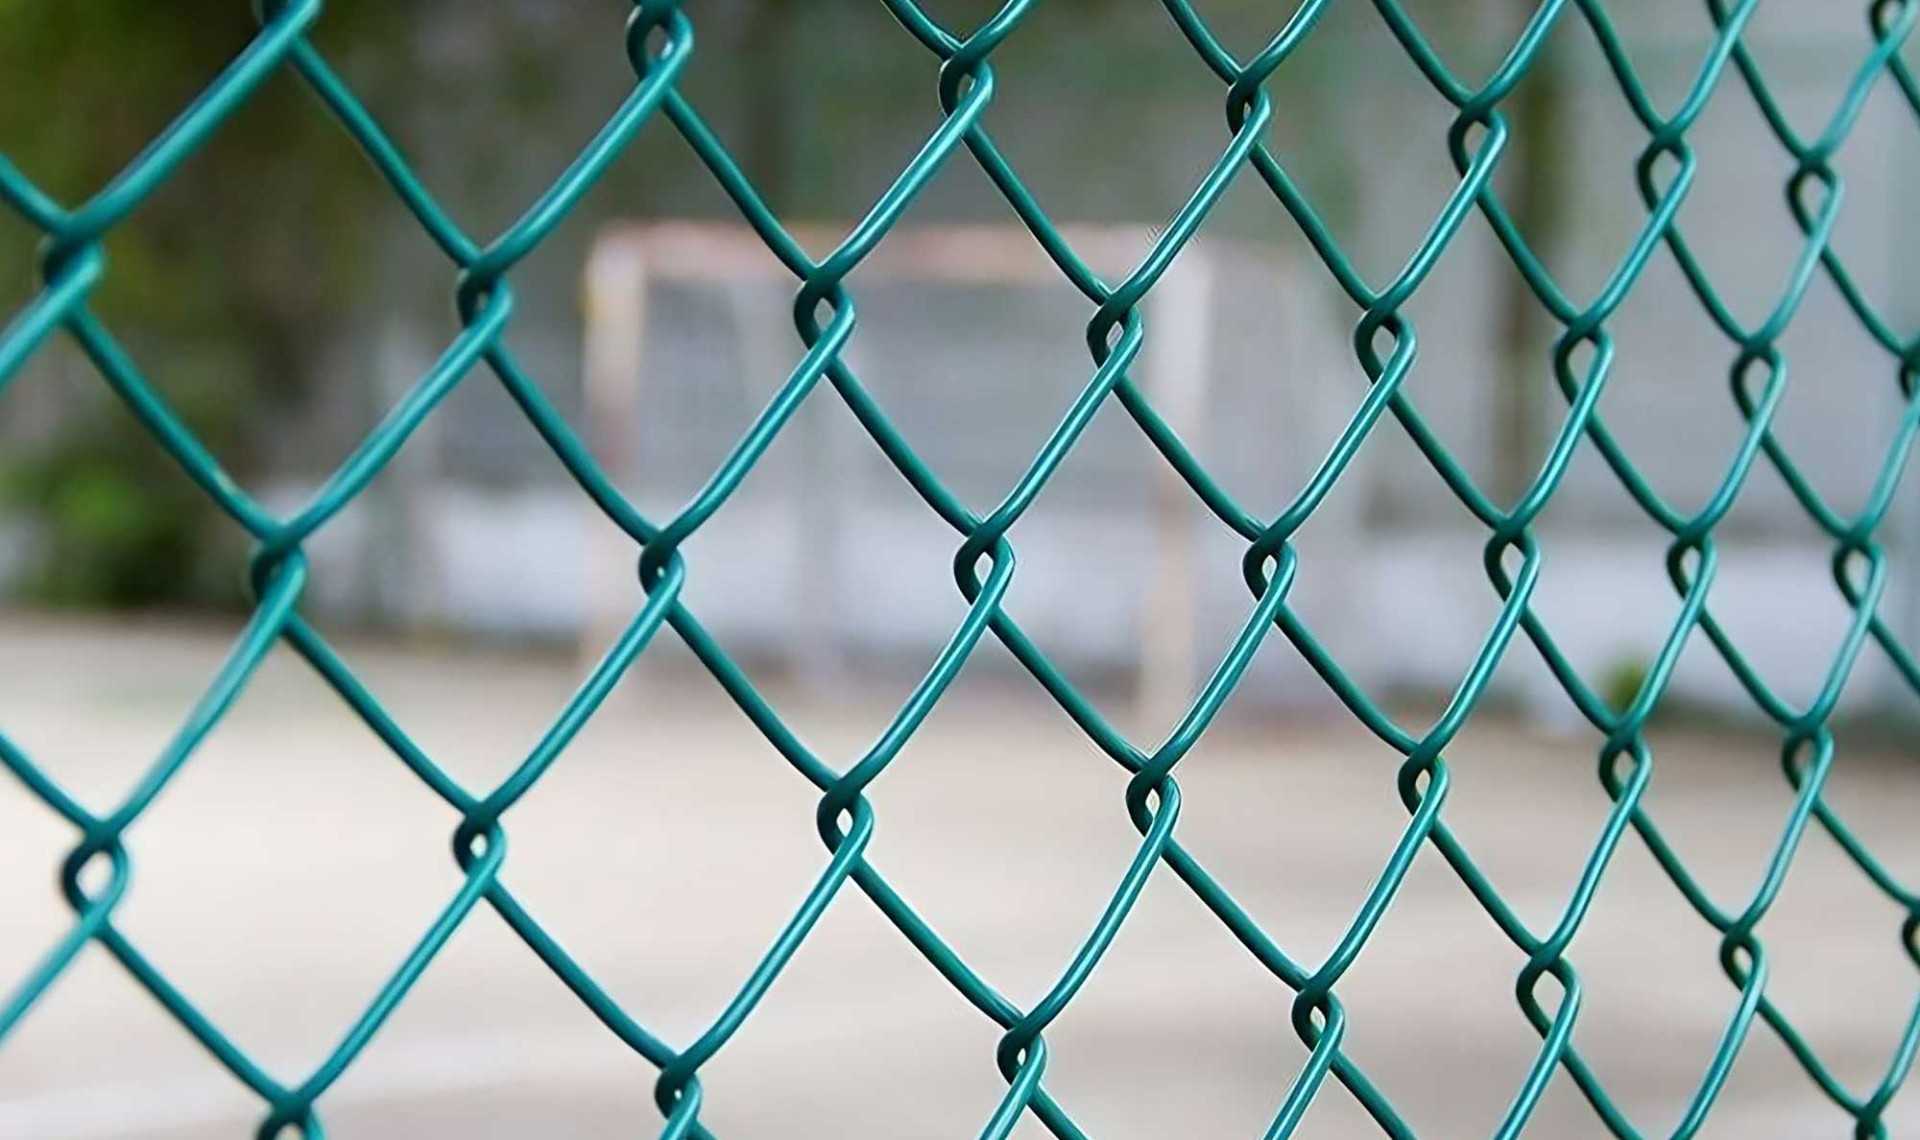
top-left (1493, 17), bottom-right (1568, 506)
top-left (741, 0), bottom-right (799, 215)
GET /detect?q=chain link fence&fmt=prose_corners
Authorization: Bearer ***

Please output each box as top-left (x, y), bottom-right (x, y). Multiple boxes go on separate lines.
top-left (2, 0), bottom-right (1919, 1137)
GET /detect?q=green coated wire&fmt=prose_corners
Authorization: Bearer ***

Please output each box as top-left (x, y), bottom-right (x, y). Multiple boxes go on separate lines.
top-left (0, 0), bottom-right (1917, 1137)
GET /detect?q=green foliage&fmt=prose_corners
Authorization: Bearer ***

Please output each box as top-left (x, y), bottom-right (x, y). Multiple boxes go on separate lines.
top-left (1601, 652), bottom-right (1654, 719)
top-left (0, 413), bottom-right (244, 609)
top-left (0, 1), bottom-right (399, 610)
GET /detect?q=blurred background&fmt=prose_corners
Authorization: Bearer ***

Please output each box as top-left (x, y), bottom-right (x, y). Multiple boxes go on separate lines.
top-left (1, 0), bottom-right (1915, 713)
top-left (1, 0), bottom-right (1917, 1137)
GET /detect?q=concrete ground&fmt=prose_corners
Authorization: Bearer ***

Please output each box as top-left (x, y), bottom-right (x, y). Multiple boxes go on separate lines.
top-left (0, 616), bottom-right (1915, 1139)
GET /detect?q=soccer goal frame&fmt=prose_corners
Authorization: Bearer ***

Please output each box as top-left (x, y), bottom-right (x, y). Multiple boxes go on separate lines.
top-left (579, 220), bottom-right (1300, 723)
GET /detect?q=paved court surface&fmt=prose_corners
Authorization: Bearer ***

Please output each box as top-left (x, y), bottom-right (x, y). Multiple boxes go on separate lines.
top-left (0, 617), bottom-right (1915, 1138)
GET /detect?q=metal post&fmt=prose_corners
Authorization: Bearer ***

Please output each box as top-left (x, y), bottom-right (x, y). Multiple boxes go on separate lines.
top-left (1140, 247), bottom-right (1215, 732)
top-left (580, 233), bottom-right (649, 665)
